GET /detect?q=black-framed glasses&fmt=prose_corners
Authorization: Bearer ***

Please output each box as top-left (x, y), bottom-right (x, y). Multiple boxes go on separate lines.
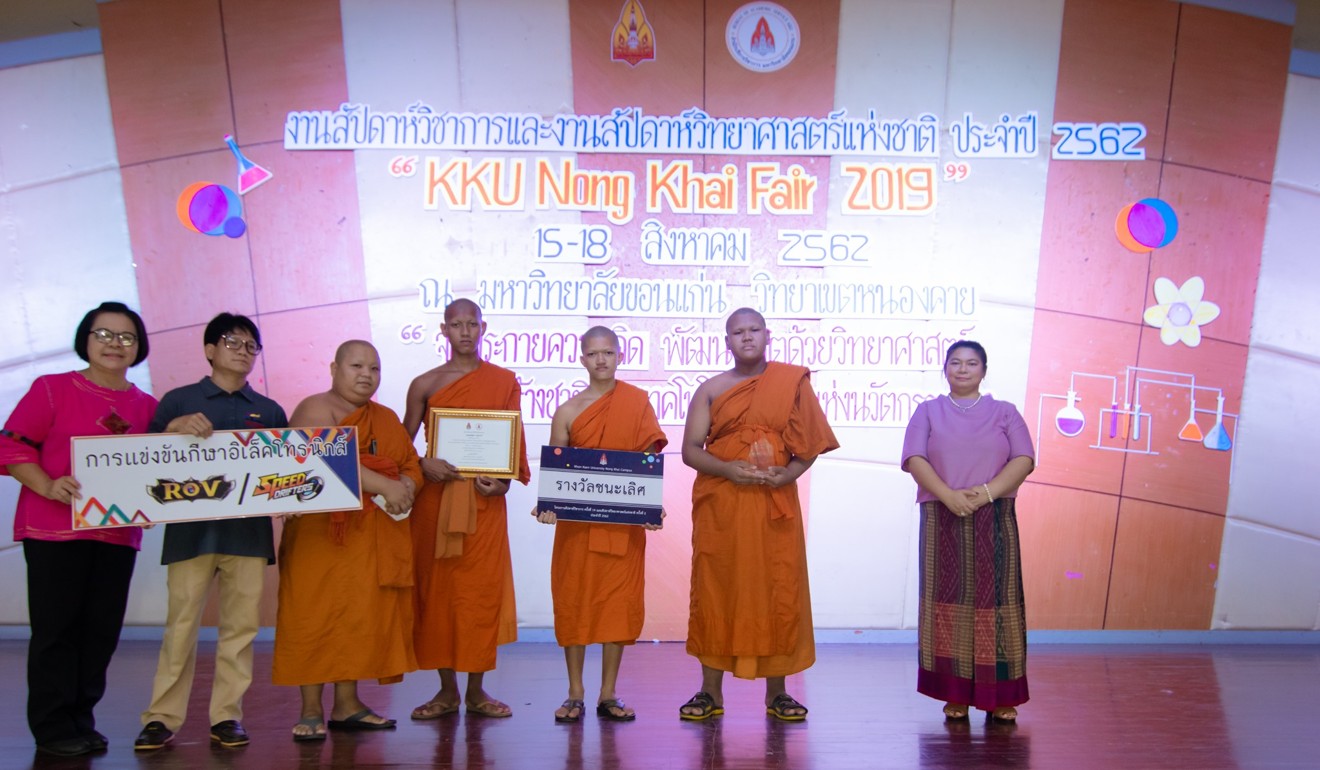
top-left (221, 334), bottom-right (262, 355)
top-left (89, 328), bottom-right (138, 347)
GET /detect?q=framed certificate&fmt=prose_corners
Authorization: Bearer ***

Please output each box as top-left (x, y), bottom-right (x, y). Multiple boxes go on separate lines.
top-left (427, 408), bottom-right (521, 478)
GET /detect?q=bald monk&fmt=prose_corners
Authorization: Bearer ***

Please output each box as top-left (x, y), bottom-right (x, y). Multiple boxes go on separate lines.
top-left (403, 299), bottom-right (530, 719)
top-left (678, 308), bottom-right (839, 722)
top-left (273, 341), bottom-right (422, 740)
top-left (531, 327), bottom-right (667, 723)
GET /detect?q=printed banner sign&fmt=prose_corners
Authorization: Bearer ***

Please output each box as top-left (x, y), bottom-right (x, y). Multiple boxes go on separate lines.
top-left (71, 428), bottom-right (362, 529)
top-left (537, 445), bottom-right (663, 526)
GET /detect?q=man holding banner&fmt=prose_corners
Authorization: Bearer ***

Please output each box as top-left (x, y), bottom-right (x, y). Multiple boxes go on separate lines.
top-left (678, 308), bottom-right (839, 722)
top-left (273, 341), bottom-right (421, 740)
top-left (531, 326), bottom-right (667, 723)
top-left (136, 313), bottom-right (286, 751)
top-left (403, 299), bottom-right (530, 720)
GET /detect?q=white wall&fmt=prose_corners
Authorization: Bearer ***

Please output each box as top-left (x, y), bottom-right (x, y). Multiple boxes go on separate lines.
top-left (1212, 72), bottom-right (1320, 630)
top-left (0, 53), bottom-right (168, 624)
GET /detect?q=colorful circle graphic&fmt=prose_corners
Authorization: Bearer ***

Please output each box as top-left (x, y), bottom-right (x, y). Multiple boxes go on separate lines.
top-left (1115, 197), bottom-right (1177, 253)
top-left (177, 182), bottom-right (246, 238)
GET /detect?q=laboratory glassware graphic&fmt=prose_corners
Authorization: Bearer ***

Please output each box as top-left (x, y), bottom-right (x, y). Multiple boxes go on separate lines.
top-left (1178, 391), bottom-right (1204, 443)
top-left (1203, 394), bottom-right (1232, 452)
top-left (1055, 390), bottom-right (1085, 437)
top-left (1036, 366), bottom-right (1238, 463)
top-left (224, 134), bottom-right (273, 194)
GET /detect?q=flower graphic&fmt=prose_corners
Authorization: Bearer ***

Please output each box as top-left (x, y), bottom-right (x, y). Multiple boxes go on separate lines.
top-left (1143, 276), bottom-right (1220, 347)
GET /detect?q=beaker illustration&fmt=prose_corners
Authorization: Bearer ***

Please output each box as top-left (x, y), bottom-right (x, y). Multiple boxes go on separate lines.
top-left (1203, 395), bottom-right (1232, 451)
top-left (1055, 390), bottom-right (1085, 437)
top-left (1178, 392), bottom-right (1204, 442)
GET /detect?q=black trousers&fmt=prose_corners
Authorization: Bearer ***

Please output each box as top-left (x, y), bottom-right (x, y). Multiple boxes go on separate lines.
top-left (23, 538), bottom-right (136, 745)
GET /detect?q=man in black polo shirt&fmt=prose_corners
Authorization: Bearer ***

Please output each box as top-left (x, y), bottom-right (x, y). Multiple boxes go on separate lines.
top-left (134, 313), bottom-right (287, 751)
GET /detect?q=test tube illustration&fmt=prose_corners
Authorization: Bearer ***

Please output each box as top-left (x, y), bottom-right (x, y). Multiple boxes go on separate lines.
top-left (1131, 393), bottom-right (1142, 441)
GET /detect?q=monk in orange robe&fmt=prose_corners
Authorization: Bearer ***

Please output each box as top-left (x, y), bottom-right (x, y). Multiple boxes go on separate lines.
top-left (273, 341), bottom-right (422, 740)
top-left (678, 308), bottom-right (839, 722)
top-left (403, 299), bottom-right (530, 719)
top-left (531, 326), bottom-right (667, 723)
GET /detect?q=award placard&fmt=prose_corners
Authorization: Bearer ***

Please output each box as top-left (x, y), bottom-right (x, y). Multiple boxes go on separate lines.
top-left (537, 445), bottom-right (664, 526)
top-left (71, 427), bottom-right (362, 529)
top-left (427, 408), bottom-right (521, 479)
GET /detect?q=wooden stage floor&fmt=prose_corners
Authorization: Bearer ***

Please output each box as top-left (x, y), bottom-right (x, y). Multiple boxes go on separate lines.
top-left (2, 639), bottom-right (1316, 769)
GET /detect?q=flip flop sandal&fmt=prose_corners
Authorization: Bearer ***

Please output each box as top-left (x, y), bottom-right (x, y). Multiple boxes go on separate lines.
top-left (466, 700), bottom-right (513, 718)
top-left (596, 699), bottom-right (636, 722)
top-left (678, 691), bottom-right (724, 721)
top-left (555, 699), bottom-right (584, 724)
top-left (410, 700), bottom-right (460, 720)
top-left (766, 693), bottom-right (808, 722)
top-left (327, 709), bottom-right (397, 731)
top-left (291, 717), bottom-right (327, 742)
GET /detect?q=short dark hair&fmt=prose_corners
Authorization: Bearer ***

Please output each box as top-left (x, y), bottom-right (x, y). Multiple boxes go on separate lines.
top-left (203, 312), bottom-right (262, 349)
top-left (74, 301), bottom-right (150, 366)
top-left (944, 340), bottom-right (987, 369)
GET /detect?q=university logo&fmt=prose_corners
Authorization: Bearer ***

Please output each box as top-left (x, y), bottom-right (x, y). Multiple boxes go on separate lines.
top-left (252, 471), bottom-right (325, 502)
top-left (147, 476), bottom-right (235, 504)
top-left (611, 0), bottom-right (656, 66)
top-left (726, 2), bottom-right (800, 73)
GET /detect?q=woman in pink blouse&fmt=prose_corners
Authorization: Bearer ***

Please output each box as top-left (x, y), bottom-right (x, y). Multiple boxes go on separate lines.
top-left (0, 301), bottom-right (158, 757)
top-left (901, 341), bottom-right (1035, 722)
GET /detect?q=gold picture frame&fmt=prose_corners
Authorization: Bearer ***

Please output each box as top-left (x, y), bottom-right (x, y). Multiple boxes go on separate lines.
top-left (426, 408), bottom-right (521, 478)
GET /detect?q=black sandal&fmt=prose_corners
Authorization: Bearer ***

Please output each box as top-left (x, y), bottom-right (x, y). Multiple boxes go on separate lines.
top-left (678, 691), bottom-right (724, 721)
top-left (596, 699), bottom-right (636, 722)
top-left (554, 699), bottom-right (584, 724)
top-left (766, 693), bottom-right (808, 722)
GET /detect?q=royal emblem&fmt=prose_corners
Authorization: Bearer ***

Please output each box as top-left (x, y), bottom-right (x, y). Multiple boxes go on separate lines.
top-left (611, 0), bottom-right (656, 66)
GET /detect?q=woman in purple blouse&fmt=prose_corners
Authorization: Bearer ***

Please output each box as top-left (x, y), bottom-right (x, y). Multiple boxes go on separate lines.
top-left (901, 341), bottom-right (1035, 722)
top-left (0, 302), bottom-right (158, 757)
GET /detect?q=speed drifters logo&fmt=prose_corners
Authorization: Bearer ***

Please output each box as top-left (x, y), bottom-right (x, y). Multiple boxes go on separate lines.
top-left (726, 2), bottom-right (800, 73)
top-left (252, 471), bottom-right (325, 502)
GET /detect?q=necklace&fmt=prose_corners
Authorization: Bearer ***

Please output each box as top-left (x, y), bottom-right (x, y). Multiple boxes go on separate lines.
top-left (947, 393), bottom-right (982, 412)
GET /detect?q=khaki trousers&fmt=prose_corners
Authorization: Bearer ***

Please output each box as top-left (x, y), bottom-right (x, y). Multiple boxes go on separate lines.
top-left (140, 554), bottom-right (264, 730)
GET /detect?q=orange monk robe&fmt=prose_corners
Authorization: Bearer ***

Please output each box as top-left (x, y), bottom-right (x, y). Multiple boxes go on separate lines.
top-left (272, 401), bottom-right (423, 686)
top-left (411, 362), bottom-right (530, 673)
top-left (552, 381), bottom-right (668, 647)
top-left (687, 362), bottom-right (839, 679)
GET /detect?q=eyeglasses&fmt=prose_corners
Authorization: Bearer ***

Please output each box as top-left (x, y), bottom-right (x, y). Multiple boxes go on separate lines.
top-left (221, 335), bottom-right (262, 355)
top-left (89, 328), bottom-right (138, 347)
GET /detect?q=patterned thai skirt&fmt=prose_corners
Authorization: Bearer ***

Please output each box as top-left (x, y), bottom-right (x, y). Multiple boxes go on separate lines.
top-left (917, 497), bottom-right (1029, 710)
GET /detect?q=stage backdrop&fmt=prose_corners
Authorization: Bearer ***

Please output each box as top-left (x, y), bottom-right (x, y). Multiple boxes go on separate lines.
top-left (1, 0), bottom-right (1317, 636)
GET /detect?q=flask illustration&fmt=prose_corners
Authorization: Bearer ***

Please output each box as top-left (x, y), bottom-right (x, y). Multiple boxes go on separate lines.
top-left (1055, 390), bottom-right (1085, 437)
